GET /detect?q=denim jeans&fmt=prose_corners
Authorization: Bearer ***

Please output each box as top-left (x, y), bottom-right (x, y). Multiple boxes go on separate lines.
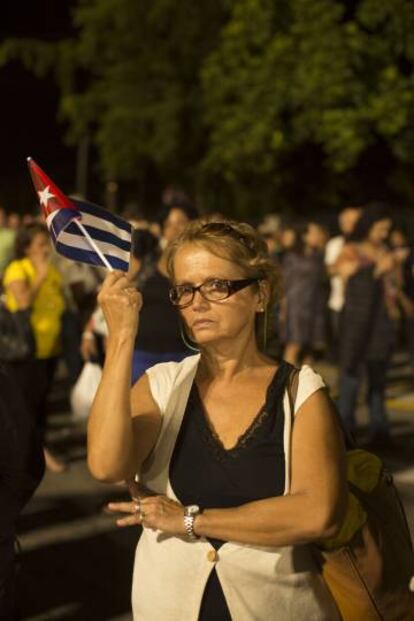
top-left (337, 360), bottom-right (390, 437)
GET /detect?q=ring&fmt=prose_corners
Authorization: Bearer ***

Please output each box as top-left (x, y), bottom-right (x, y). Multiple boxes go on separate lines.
top-left (133, 501), bottom-right (140, 514)
top-left (139, 510), bottom-right (146, 519)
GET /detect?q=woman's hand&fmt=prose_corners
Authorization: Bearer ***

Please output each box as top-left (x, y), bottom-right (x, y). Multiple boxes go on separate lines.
top-left (31, 254), bottom-right (50, 284)
top-left (97, 271), bottom-right (143, 341)
top-left (106, 495), bottom-right (186, 536)
top-left (375, 252), bottom-right (395, 277)
top-left (80, 332), bottom-right (98, 361)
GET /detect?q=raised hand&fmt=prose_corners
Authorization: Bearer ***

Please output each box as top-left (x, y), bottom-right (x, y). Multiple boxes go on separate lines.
top-left (97, 271), bottom-right (143, 341)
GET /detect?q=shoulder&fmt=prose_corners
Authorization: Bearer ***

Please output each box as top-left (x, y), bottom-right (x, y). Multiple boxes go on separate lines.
top-left (3, 259), bottom-right (29, 284)
top-left (145, 354), bottom-right (200, 414)
top-left (294, 365), bottom-right (326, 414)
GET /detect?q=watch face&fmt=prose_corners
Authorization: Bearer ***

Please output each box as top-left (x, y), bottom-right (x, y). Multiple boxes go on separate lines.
top-left (186, 504), bottom-right (200, 516)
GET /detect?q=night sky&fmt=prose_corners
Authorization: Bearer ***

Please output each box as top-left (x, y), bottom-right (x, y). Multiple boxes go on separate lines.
top-left (1, 2), bottom-right (76, 214)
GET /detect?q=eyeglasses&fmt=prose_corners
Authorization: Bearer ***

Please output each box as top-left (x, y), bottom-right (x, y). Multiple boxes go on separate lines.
top-left (169, 278), bottom-right (260, 309)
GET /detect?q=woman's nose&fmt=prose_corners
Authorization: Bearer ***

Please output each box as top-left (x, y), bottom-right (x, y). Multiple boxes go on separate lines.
top-left (191, 289), bottom-right (209, 309)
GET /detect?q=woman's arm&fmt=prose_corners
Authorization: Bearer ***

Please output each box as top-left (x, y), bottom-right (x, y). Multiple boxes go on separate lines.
top-left (113, 388), bottom-right (348, 547)
top-left (87, 272), bottom-right (162, 483)
top-left (192, 389), bottom-right (347, 545)
top-left (330, 244), bottom-right (360, 281)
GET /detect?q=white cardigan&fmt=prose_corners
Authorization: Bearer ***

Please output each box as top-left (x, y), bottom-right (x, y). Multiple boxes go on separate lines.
top-left (131, 354), bottom-right (340, 620)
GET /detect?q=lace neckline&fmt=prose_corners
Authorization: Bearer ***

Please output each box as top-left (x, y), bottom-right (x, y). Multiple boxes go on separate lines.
top-left (192, 361), bottom-right (287, 457)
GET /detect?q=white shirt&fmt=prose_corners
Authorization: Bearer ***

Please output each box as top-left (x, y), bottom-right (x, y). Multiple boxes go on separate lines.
top-left (132, 355), bottom-right (340, 620)
top-left (325, 236), bottom-right (345, 312)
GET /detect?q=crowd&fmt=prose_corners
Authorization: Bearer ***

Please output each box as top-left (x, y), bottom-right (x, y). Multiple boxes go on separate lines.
top-left (1, 194), bottom-right (414, 619)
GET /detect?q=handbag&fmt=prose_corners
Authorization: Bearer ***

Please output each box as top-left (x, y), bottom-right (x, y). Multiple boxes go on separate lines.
top-left (287, 368), bottom-right (414, 621)
top-left (70, 361), bottom-right (102, 421)
top-left (0, 300), bottom-right (35, 362)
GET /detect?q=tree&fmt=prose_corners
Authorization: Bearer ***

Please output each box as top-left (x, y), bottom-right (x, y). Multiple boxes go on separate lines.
top-left (3, 0), bottom-right (414, 216)
top-left (202, 0), bottom-right (414, 213)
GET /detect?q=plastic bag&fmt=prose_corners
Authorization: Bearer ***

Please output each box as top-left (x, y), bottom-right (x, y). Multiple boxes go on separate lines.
top-left (70, 361), bottom-right (102, 421)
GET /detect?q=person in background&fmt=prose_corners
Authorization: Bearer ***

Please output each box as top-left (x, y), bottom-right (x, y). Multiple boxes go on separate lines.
top-left (0, 208), bottom-right (16, 279)
top-left (276, 218), bottom-right (297, 263)
top-left (388, 227), bottom-right (414, 375)
top-left (257, 214), bottom-right (281, 261)
top-left (0, 361), bottom-right (44, 620)
top-left (55, 255), bottom-right (103, 384)
top-left (325, 207), bottom-right (361, 357)
top-left (7, 213), bottom-right (21, 232)
top-left (282, 221), bottom-right (329, 366)
top-left (334, 203), bottom-right (400, 446)
top-left (3, 223), bottom-right (67, 473)
top-left (128, 228), bottom-right (190, 383)
top-left (159, 199), bottom-right (199, 250)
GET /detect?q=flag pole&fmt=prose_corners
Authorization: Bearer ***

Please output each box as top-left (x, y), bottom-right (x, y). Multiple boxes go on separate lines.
top-left (74, 220), bottom-right (113, 271)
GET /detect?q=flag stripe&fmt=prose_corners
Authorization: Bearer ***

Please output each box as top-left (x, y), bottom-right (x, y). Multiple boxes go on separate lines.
top-left (46, 209), bottom-right (79, 244)
top-left (72, 199), bottom-right (131, 234)
top-left (73, 206), bottom-right (131, 242)
top-left (55, 241), bottom-right (129, 272)
top-left (64, 221), bottom-right (131, 252)
top-left (56, 228), bottom-right (130, 264)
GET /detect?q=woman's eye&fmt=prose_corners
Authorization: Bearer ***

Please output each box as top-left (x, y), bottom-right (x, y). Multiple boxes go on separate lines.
top-left (207, 280), bottom-right (227, 291)
top-left (178, 286), bottom-right (192, 296)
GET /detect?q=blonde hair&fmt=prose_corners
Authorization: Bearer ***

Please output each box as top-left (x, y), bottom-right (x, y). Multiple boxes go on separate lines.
top-left (165, 218), bottom-right (282, 311)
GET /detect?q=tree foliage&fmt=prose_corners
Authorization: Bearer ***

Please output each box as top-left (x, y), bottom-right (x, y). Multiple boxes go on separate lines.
top-left (2, 0), bottom-right (414, 215)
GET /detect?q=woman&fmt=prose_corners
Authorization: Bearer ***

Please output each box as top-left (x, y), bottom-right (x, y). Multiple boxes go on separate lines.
top-left (88, 220), bottom-right (347, 620)
top-left (3, 222), bottom-right (66, 472)
top-left (334, 204), bottom-right (399, 445)
top-left (281, 220), bottom-right (329, 365)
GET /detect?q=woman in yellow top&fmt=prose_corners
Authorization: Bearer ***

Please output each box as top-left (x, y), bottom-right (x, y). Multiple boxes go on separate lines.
top-left (3, 222), bottom-right (66, 472)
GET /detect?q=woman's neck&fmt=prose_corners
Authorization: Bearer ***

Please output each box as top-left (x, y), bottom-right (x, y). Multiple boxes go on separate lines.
top-left (197, 335), bottom-right (269, 382)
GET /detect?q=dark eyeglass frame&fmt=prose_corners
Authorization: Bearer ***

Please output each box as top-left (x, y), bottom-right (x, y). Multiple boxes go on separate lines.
top-left (169, 277), bottom-right (260, 309)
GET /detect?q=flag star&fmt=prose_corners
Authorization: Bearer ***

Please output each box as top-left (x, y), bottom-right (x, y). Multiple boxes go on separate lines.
top-left (38, 185), bottom-right (55, 207)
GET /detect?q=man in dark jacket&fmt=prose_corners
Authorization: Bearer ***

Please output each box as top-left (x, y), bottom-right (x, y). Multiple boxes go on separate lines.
top-left (0, 362), bottom-right (44, 620)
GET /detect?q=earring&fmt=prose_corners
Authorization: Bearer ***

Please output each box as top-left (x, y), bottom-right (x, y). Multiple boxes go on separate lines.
top-left (263, 307), bottom-right (268, 350)
top-left (179, 321), bottom-right (200, 353)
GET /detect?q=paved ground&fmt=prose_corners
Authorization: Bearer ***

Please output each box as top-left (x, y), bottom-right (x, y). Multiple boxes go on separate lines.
top-left (15, 357), bottom-right (414, 620)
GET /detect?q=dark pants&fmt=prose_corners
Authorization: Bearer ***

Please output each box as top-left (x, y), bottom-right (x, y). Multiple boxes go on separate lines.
top-left (327, 309), bottom-right (341, 362)
top-left (11, 357), bottom-right (58, 441)
top-left (0, 538), bottom-right (16, 620)
top-left (337, 360), bottom-right (390, 437)
top-left (61, 310), bottom-right (83, 385)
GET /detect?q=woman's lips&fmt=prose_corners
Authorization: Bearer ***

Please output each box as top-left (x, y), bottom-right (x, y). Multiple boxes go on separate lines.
top-left (192, 319), bottom-right (214, 329)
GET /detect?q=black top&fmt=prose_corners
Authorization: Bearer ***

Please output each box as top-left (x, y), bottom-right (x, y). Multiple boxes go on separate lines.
top-left (135, 270), bottom-right (188, 354)
top-left (169, 360), bottom-right (292, 621)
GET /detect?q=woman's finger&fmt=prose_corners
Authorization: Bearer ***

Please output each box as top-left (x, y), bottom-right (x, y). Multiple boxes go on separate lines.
top-left (116, 514), bottom-right (142, 528)
top-left (106, 501), bottom-right (137, 514)
top-left (101, 271), bottom-right (126, 290)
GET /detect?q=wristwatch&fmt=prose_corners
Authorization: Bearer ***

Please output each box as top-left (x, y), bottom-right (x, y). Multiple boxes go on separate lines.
top-left (184, 504), bottom-right (201, 540)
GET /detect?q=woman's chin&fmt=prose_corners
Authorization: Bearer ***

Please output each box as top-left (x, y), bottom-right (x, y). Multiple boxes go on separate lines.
top-left (192, 333), bottom-right (223, 347)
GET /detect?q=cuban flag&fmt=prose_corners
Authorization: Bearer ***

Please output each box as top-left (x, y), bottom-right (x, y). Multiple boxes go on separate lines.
top-left (27, 158), bottom-right (131, 272)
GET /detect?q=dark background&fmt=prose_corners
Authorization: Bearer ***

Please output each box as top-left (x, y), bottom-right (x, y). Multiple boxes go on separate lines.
top-left (1, 2), bottom-right (75, 214)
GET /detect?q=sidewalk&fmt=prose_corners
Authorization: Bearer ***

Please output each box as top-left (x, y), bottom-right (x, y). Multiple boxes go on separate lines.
top-left (16, 359), bottom-right (414, 620)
